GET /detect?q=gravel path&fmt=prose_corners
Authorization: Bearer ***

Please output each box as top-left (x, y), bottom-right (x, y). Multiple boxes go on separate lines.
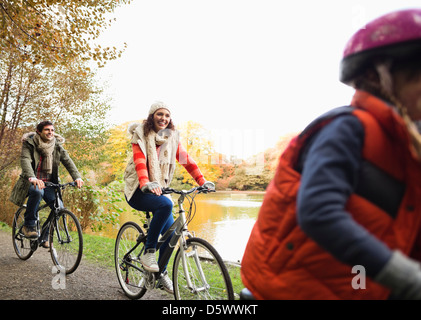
top-left (0, 229), bottom-right (171, 300)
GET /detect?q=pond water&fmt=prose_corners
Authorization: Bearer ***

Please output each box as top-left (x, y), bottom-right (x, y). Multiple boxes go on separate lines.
top-left (95, 191), bottom-right (263, 264)
top-left (189, 192), bottom-right (262, 263)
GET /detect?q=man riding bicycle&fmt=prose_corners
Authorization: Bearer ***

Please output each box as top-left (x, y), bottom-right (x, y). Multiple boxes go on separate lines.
top-left (9, 121), bottom-right (84, 247)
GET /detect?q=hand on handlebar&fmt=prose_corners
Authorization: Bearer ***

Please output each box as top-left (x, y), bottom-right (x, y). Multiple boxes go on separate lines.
top-left (141, 181), bottom-right (162, 196)
top-left (75, 178), bottom-right (84, 189)
top-left (150, 186), bottom-right (162, 196)
top-left (29, 178), bottom-right (45, 190)
top-left (202, 181), bottom-right (215, 191)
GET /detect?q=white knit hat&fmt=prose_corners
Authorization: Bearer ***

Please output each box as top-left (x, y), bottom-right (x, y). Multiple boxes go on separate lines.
top-left (149, 101), bottom-right (171, 115)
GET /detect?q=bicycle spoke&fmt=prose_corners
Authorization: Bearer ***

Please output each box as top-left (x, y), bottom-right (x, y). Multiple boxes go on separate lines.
top-left (114, 222), bottom-right (148, 299)
top-left (173, 238), bottom-right (234, 300)
top-left (12, 207), bottom-right (34, 260)
top-left (50, 210), bottom-right (83, 274)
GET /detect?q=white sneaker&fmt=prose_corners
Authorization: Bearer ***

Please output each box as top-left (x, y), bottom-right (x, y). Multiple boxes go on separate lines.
top-left (140, 249), bottom-right (159, 272)
top-left (157, 271), bottom-right (174, 294)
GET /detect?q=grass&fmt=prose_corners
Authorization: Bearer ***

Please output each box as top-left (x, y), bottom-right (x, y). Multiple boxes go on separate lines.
top-left (0, 221), bottom-right (11, 232)
top-left (82, 233), bottom-right (116, 269)
top-left (1, 221), bottom-right (244, 299)
top-left (225, 263), bottom-right (243, 298)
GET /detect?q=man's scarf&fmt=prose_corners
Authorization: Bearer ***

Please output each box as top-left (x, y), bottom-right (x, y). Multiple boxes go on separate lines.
top-left (33, 134), bottom-right (55, 174)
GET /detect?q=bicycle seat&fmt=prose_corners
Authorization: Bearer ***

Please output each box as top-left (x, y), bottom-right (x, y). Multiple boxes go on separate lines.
top-left (239, 288), bottom-right (255, 300)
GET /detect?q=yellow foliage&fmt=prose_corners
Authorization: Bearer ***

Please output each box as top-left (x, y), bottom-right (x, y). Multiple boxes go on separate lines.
top-left (175, 121), bottom-right (222, 184)
top-left (103, 120), bottom-right (139, 177)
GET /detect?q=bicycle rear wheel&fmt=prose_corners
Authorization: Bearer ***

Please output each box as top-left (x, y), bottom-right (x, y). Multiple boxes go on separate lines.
top-left (114, 221), bottom-right (148, 299)
top-left (49, 209), bottom-right (83, 274)
top-left (12, 206), bottom-right (34, 260)
top-left (173, 237), bottom-right (234, 300)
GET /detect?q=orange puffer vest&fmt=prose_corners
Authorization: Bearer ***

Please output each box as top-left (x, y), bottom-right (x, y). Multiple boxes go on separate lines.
top-left (241, 91), bottom-right (421, 300)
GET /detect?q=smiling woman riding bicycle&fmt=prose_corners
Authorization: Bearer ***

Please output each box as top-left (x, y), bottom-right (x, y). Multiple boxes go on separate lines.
top-left (123, 101), bottom-right (215, 294)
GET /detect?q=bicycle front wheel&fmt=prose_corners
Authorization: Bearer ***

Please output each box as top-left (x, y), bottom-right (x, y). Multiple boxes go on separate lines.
top-left (114, 221), bottom-right (148, 299)
top-left (12, 206), bottom-right (34, 260)
top-left (173, 237), bottom-right (234, 300)
top-left (49, 209), bottom-right (83, 274)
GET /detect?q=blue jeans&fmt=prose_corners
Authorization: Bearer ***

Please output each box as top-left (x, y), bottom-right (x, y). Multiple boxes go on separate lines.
top-left (25, 185), bottom-right (62, 227)
top-left (25, 185), bottom-right (63, 241)
top-left (126, 188), bottom-right (174, 267)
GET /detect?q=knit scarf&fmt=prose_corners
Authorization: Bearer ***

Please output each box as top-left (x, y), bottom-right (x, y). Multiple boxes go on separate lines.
top-left (146, 129), bottom-right (174, 188)
top-left (33, 134), bottom-right (55, 174)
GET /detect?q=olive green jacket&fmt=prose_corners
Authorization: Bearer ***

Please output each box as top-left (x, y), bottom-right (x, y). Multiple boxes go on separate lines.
top-left (9, 132), bottom-right (82, 207)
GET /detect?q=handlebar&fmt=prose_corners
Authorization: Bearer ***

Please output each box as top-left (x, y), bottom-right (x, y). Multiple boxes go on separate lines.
top-left (162, 186), bottom-right (215, 195)
top-left (161, 186), bottom-right (215, 222)
top-left (44, 181), bottom-right (77, 189)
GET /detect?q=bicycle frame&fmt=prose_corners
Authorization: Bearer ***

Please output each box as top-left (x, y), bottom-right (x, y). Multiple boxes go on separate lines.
top-left (122, 190), bottom-right (191, 275)
top-left (115, 185), bottom-right (236, 300)
top-left (13, 181), bottom-right (83, 275)
top-left (123, 187), bottom-right (211, 278)
top-left (17, 182), bottom-right (75, 249)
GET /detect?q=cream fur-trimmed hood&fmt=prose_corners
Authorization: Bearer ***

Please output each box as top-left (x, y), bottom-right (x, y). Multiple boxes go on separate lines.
top-left (22, 132), bottom-right (65, 144)
top-left (128, 122), bottom-right (141, 136)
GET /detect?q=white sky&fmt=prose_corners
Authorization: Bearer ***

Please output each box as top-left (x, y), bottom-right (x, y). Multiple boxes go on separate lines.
top-left (97, 0), bottom-right (420, 159)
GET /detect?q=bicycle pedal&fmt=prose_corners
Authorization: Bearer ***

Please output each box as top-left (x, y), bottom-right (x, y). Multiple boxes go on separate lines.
top-left (30, 240), bottom-right (38, 251)
top-left (144, 272), bottom-right (155, 290)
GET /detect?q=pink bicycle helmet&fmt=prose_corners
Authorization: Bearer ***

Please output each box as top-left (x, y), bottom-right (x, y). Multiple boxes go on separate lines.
top-left (340, 8), bottom-right (421, 84)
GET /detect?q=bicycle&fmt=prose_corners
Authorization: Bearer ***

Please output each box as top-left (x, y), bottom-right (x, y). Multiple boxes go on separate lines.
top-left (12, 181), bottom-right (83, 275)
top-left (114, 186), bottom-right (235, 300)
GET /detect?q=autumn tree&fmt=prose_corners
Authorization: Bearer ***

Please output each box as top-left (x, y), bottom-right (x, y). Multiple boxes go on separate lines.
top-left (0, 0), bottom-right (129, 68)
top-left (226, 133), bottom-right (297, 191)
top-left (0, 0), bottom-right (130, 173)
top-left (0, 56), bottom-right (114, 173)
top-left (0, 1), bottom-right (133, 228)
top-left (102, 120), bottom-right (133, 180)
top-left (172, 121), bottom-right (222, 188)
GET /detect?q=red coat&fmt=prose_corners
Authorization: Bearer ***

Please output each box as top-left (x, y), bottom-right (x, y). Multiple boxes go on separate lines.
top-left (241, 91), bottom-right (421, 299)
